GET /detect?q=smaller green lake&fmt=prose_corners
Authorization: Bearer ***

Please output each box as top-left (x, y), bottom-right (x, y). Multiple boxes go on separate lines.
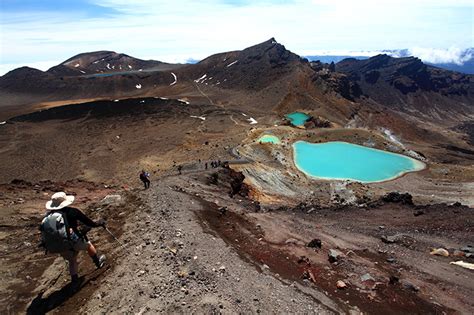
top-left (258, 135), bottom-right (281, 144)
top-left (286, 112), bottom-right (310, 126)
top-left (293, 141), bottom-right (425, 183)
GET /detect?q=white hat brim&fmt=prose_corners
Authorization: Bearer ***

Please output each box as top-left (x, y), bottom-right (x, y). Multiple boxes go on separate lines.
top-left (45, 195), bottom-right (75, 210)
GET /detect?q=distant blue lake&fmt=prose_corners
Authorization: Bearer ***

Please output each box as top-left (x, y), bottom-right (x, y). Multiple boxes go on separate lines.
top-left (91, 71), bottom-right (132, 77)
top-left (286, 112), bottom-right (310, 126)
top-left (293, 141), bottom-right (425, 183)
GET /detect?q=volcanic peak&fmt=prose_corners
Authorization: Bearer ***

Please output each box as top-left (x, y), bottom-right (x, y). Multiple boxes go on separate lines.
top-left (47, 50), bottom-right (164, 76)
top-left (2, 66), bottom-right (48, 79)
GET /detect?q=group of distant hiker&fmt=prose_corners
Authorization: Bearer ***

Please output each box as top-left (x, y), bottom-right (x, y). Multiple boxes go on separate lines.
top-left (205, 160), bottom-right (222, 170)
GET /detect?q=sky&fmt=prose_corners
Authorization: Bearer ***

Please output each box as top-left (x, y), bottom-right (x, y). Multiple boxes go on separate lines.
top-left (0, 0), bottom-right (473, 74)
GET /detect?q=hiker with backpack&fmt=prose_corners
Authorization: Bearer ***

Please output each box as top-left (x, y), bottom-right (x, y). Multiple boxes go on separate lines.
top-left (40, 192), bottom-right (107, 285)
top-left (139, 170), bottom-right (151, 189)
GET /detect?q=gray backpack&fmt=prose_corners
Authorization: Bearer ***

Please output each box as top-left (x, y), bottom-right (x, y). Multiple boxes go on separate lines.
top-left (40, 211), bottom-right (73, 253)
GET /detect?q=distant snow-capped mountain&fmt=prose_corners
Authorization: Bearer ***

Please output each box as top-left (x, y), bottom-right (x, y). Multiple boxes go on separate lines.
top-left (305, 47), bottom-right (474, 74)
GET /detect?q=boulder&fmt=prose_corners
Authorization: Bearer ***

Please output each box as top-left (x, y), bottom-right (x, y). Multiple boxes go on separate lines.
top-left (360, 273), bottom-right (375, 282)
top-left (336, 280), bottom-right (347, 289)
top-left (430, 248), bottom-right (449, 257)
top-left (413, 210), bottom-right (425, 216)
top-left (460, 246), bottom-right (474, 254)
top-left (328, 249), bottom-right (343, 263)
top-left (382, 192), bottom-right (413, 205)
top-left (389, 275), bottom-right (399, 285)
top-left (100, 194), bottom-right (122, 205)
top-left (381, 235), bottom-right (398, 244)
top-left (307, 239), bottom-right (322, 249)
top-left (403, 282), bottom-right (420, 292)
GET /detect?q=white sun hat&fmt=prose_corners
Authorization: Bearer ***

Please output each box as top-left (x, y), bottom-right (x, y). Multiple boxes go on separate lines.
top-left (45, 192), bottom-right (75, 210)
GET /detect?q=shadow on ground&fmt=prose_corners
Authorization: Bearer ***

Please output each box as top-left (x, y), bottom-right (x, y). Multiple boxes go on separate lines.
top-left (26, 268), bottom-right (106, 315)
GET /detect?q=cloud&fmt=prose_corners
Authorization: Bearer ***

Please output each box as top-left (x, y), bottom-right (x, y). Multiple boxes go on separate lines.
top-left (302, 49), bottom-right (387, 57)
top-left (407, 47), bottom-right (473, 65)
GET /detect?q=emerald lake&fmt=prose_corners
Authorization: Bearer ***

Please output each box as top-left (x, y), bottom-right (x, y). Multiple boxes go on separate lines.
top-left (293, 141), bottom-right (425, 183)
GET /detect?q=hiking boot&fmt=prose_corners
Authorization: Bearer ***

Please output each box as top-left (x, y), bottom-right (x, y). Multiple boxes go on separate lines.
top-left (69, 275), bottom-right (83, 293)
top-left (92, 254), bottom-right (106, 269)
top-left (71, 274), bottom-right (79, 283)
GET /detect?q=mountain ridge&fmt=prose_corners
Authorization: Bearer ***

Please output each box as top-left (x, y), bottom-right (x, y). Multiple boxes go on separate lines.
top-left (336, 54), bottom-right (474, 115)
top-left (48, 50), bottom-right (167, 76)
top-left (305, 47), bottom-right (474, 74)
top-left (0, 38), bottom-right (472, 130)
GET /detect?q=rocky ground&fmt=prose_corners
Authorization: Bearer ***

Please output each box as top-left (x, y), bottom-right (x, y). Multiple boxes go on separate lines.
top-left (1, 166), bottom-right (473, 314)
top-left (0, 96), bottom-right (473, 314)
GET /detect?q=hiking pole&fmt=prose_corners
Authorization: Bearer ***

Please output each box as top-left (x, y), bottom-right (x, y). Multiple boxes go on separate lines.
top-left (103, 226), bottom-right (126, 249)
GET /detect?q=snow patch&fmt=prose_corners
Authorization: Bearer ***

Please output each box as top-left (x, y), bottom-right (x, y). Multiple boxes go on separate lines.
top-left (136, 84), bottom-right (142, 89)
top-left (79, 70), bottom-right (85, 74)
top-left (113, 99), bottom-right (119, 102)
top-left (128, 65), bottom-right (132, 69)
top-left (190, 115), bottom-right (206, 121)
top-left (226, 60), bottom-right (238, 68)
top-left (241, 113), bottom-right (248, 117)
top-left (0, 121), bottom-right (6, 125)
top-left (170, 72), bottom-right (177, 86)
top-left (247, 117), bottom-right (258, 124)
top-left (178, 99), bottom-right (190, 104)
top-left (450, 261), bottom-right (474, 270)
top-left (106, 63), bottom-right (111, 70)
top-left (140, 100), bottom-right (145, 103)
top-left (138, 69), bottom-right (143, 72)
top-left (74, 63), bottom-right (80, 68)
top-left (159, 97), bottom-right (169, 100)
top-left (194, 74), bottom-right (207, 83)
top-left (93, 60), bottom-right (100, 64)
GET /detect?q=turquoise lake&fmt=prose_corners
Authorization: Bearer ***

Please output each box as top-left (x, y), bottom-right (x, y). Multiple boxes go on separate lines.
top-left (286, 112), bottom-right (310, 126)
top-left (293, 141), bottom-right (425, 183)
top-left (258, 134), bottom-right (281, 144)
